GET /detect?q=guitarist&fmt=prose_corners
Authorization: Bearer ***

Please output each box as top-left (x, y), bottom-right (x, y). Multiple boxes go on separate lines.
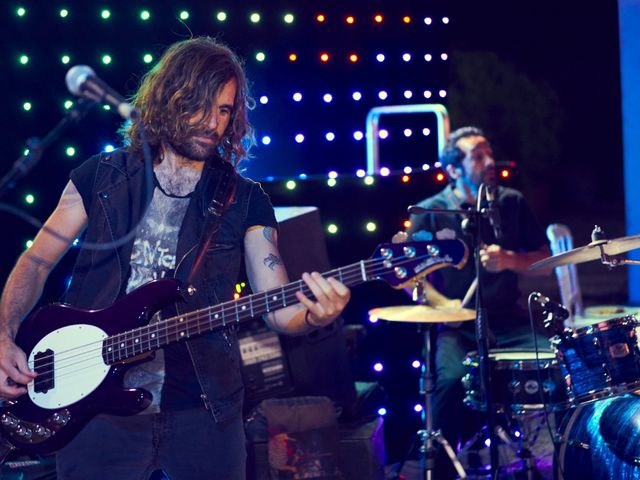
top-left (0, 37), bottom-right (350, 479)
top-left (396, 126), bottom-right (551, 479)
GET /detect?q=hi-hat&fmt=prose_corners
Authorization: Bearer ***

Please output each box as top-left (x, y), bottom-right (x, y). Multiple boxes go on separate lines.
top-left (529, 233), bottom-right (640, 271)
top-left (369, 305), bottom-right (476, 323)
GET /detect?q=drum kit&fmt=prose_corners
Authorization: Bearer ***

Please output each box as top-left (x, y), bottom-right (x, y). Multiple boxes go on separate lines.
top-left (373, 228), bottom-right (640, 480)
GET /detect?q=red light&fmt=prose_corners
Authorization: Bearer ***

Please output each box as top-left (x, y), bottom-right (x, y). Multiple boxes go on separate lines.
top-left (320, 52), bottom-right (330, 62)
top-left (289, 53), bottom-right (298, 62)
top-left (501, 169), bottom-right (510, 179)
top-left (346, 15), bottom-right (355, 24)
top-left (374, 14), bottom-right (383, 23)
top-left (402, 175), bottom-right (410, 183)
top-left (316, 14), bottom-right (325, 23)
top-left (403, 16), bottom-right (411, 24)
top-left (403, 220), bottom-right (412, 229)
top-left (349, 53), bottom-right (358, 63)
top-left (436, 172), bottom-right (445, 182)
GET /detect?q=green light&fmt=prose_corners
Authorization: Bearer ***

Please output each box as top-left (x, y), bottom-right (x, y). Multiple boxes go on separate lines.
top-left (66, 146), bottom-right (76, 157)
top-left (249, 12), bottom-right (261, 23)
top-left (327, 224), bottom-right (338, 234)
top-left (64, 100), bottom-right (73, 110)
top-left (61, 54), bottom-right (71, 65)
top-left (285, 180), bottom-right (297, 190)
top-left (364, 176), bottom-right (375, 186)
top-left (22, 102), bottom-right (32, 111)
top-left (143, 53), bottom-right (153, 63)
top-left (19, 55), bottom-right (29, 65)
top-left (102, 54), bottom-right (112, 65)
top-left (255, 52), bottom-right (266, 62)
top-left (25, 194), bottom-right (35, 205)
top-left (216, 11), bottom-right (227, 21)
top-left (179, 10), bottom-right (189, 20)
top-left (25, 240), bottom-right (33, 249)
top-left (140, 10), bottom-right (150, 21)
top-left (327, 178), bottom-right (337, 187)
top-left (366, 222), bottom-right (377, 232)
top-left (283, 13), bottom-right (294, 24)
top-left (59, 8), bottom-right (69, 18)
top-left (101, 9), bottom-right (111, 19)
top-left (103, 105), bottom-right (111, 110)
top-left (17, 7), bottom-right (26, 17)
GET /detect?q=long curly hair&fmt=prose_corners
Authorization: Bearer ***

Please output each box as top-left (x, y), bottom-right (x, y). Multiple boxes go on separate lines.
top-left (121, 37), bottom-right (255, 165)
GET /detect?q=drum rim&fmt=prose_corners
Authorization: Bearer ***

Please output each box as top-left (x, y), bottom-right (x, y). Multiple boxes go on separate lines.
top-left (557, 314), bottom-right (638, 340)
top-left (463, 348), bottom-right (557, 370)
top-left (568, 380), bottom-right (640, 404)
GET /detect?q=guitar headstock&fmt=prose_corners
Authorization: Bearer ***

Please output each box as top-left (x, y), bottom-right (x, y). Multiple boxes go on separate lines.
top-left (368, 239), bottom-right (469, 289)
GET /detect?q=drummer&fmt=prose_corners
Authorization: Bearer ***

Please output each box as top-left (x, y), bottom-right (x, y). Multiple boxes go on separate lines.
top-left (395, 126), bottom-right (552, 478)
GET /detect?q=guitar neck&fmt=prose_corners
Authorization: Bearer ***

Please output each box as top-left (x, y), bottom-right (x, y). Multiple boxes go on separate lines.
top-left (103, 260), bottom-right (375, 364)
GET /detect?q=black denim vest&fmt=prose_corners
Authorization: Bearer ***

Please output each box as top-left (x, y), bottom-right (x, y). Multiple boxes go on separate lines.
top-left (64, 149), bottom-right (256, 422)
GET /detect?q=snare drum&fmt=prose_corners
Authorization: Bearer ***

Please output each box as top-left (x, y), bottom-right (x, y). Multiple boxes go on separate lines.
top-left (462, 349), bottom-right (569, 414)
top-left (552, 315), bottom-right (640, 403)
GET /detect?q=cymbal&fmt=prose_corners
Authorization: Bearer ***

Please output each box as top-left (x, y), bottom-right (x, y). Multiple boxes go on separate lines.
top-left (368, 305), bottom-right (476, 323)
top-left (529, 234), bottom-right (640, 271)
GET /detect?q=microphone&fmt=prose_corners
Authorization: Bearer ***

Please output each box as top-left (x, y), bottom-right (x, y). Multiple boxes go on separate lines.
top-left (65, 65), bottom-right (138, 120)
top-left (485, 185), bottom-right (503, 241)
top-left (531, 292), bottom-right (570, 321)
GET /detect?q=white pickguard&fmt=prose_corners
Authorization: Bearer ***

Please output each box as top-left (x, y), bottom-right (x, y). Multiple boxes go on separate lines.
top-left (27, 324), bottom-right (110, 409)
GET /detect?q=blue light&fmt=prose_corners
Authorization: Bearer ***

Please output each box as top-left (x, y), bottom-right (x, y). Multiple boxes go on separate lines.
top-left (298, 173), bottom-right (308, 179)
top-left (261, 135), bottom-right (271, 145)
top-left (103, 144), bottom-right (115, 153)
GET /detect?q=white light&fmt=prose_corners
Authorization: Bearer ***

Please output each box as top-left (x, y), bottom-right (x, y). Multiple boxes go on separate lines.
top-left (262, 135), bottom-right (271, 145)
top-left (442, 16), bottom-right (450, 24)
top-left (325, 132), bottom-right (335, 141)
top-left (103, 144), bottom-right (115, 153)
top-left (356, 169), bottom-right (366, 178)
top-left (292, 92), bottom-right (302, 102)
top-left (404, 129), bottom-right (412, 137)
top-left (379, 129), bottom-right (389, 139)
top-left (376, 53), bottom-right (385, 62)
top-left (380, 167), bottom-right (390, 176)
top-left (353, 131), bottom-right (364, 141)
top-left (323, 93), bottom-right (333, 103)
top-left (434, 161), bottom-right (442, 168)
top-left (414, 404), bottom-right (423, 413)
top-left (352, 91), bottom-right (362, 101)
top-left (404, 166), bottom-right (413, 174)
top-left (422, 164), bottom-right (430, 171)
top-left (369, 314), bottom-right (379, 323)
top-left (411, 360), bottom-right (421, 369)
top-left (373, 362), bottom-right (384, 372)
top-left (404, 90), bottom-right (413, 99)
top-left (441, 53), bottom-right (448, 61)
top-left (424, 54), bottom-right (433, 62)
top-left (423, 90), bottom-right (432, 99)
top-left (402, 53), bottom-right (412, 62)
top-left (423, 128), bottom-right (431, 136)
top-left (328, 171), bottom-right (338, 179)
top-left (377, 407), bottom-right (387, 416)
top-left (259, 96), bottom-right (269, 104)
top-left (424, 17), bottom-right (432, 25)
top-left (378, 90), bottom-right (388, 100)
top-left (439, 90), bottom-right (447, 98)
top-left (295, 134), bottom-right (305, 143)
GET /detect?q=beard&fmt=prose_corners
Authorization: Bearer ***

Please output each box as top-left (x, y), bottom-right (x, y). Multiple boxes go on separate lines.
top-left (168, 131), bottom-right (220, 163)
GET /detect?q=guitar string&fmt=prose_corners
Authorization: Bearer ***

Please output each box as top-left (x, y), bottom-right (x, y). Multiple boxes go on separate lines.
top-left (28, 250), bottom-right (456, 380)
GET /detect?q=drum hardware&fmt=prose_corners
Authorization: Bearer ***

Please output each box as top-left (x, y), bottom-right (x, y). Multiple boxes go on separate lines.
top-left (372, 291), bottom-right (475, 480)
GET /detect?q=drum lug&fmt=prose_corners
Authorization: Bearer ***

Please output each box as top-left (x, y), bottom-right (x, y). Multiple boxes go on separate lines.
top-left (602, 363), bottom-right (612, 384)
top-left (543, 379), bottom-right (556, 393)
top-left (592, 336), bottom-right (601, 352)
top-left (509, 379), bottom-right (522, 394)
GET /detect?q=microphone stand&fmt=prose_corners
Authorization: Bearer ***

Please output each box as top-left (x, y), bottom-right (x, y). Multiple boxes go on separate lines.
top-left (408, 183), bottom-right (500, 477)
top-left (0, 98), bottom-right (95, 198)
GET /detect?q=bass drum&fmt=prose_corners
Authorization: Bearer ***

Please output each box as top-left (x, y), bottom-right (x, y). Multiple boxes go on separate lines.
top-left (556, 395), bottom-right (640, 479)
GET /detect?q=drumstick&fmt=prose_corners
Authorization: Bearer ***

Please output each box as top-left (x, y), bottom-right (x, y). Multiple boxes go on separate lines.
top-left (461, 278), bottom-right (477, 308)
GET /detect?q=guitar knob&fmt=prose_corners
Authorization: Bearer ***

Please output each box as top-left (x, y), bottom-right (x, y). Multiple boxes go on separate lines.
top-left (51, 411), bottom-right (70, 425)
top-left (394, 267), bottom-right (408, 279)
top-left (427, 245), bottom-right (440, 257)
top-left (1, 414), bottom-right (17, 428)
top-left (380, 248), bottom-right (393, 259)
top-left (15, 425), bottom-right (32, 439)
top-left (34, 425), bottom-right (52, 439)
top-left (403, 246), bottom-right (416, 258)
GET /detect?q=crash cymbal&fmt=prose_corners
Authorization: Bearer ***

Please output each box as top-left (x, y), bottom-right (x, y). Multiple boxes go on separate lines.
top-left (529, 233), bottom-right (640, 271)
top-left (368, 305), bottom-right (476, 323)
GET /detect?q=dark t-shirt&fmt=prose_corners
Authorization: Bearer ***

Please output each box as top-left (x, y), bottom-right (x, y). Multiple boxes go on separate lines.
top-left (407, 185), bottom-right (548, 329)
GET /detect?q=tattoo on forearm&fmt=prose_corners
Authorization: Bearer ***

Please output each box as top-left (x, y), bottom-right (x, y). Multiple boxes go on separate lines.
top-left (263, 253), bottom-right (282, 271)
top-left (263, 227), bottom-right (277, 246)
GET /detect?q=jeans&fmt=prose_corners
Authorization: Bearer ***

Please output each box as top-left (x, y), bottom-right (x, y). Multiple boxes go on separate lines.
top-left (56, 408), bottom-right (246, 480)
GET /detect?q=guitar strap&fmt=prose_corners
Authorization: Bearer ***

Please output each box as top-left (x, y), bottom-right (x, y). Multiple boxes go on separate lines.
top-left (186, 158), bottom-right (238, 287)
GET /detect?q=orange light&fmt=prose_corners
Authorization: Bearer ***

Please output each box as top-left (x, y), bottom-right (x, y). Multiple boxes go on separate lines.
top-left (349, 53), bottom-right (358, 63)
top-left (346, 15), bottom-right (355, 24)
top-left (501, 169), bottom-right (510, 179)
top-left (316, 13), bottom-right (325, 23)
top-left (403, 16), bottom-right (411, 24)
top-left (436, 172), bottom-right (445, 182)
top-left (233, 293), bottom-right (240, 300)
top-left (374, 14), bottom-right (383, 23)
top-left (289, 53), bottom-right (298, 62)
top-left (402, 175), bottom-right (410, 183)
top-left (320, 52), bottom-right (330, 62)
top-left (403, 220), bottom-right (412, 229)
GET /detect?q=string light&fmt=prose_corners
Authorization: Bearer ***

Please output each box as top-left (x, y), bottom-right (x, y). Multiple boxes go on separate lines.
top-left (378, 91), bottom-right (388, 100)
top-left (283, 13), bottom-right (294, 24)
top-left (412, 360), bottom-right (421, 368)
top-left (380, 167), bottom-right (390, 176)
top-left (143, 53), bottom-right (153, 64)
top-left (101, 9), bottom-right (111, 20)
top-left (423, 90), bottom-right (432, 99)
top-left (501, 169), bottom-right (511, 179)
top-left (436, 172), bottom-right (445, 182)
top-left (404, 90), bottom-right (413, 99)
top-left (352, 91), bottom-right (362, 101)
top-left (327, 224), bottom-right (338, 234)
top-left (316, 14), bottom-right (326, 23)
top-left (16, 7), bottom-right (26, 17)
top-left (327, 178), bottom-right (337, 187)
top-left (25, 240), bottom-right (33, 249)
top-left (377, 408), bottom-right (387, 416)
top-left (441, 53), bottom-right (449, 61)
top-left (414, 404), bottom-right (423, 413)
top-left (376, 53), bottom-right (385, 63)
top-left (423, 128), bottom-right (431, 136)
top-left (442, 17), bottom-right (450, 24)
top-left (292, 92), bottom-right (302, 102)
top-left (404, 220), bottom-right (412, 229)
top-left (102, 54), bottom-right (112, 65)
top-left (59, 8), bottom-right (69, 18)
top-left (140, 10), bottom-right (151, 21)
top-left (424, 54), bottom-right (433, 62)
top-left (424, 17), bottom-right (432, 25)
top-left (63, 100), bottom-right (73, 110)
top-left (404, 166), bottom-right (413, 174)
top-left (61, 54), bottom-right (71, 65)
top-left (179, 10), bottom-right (189, 20)
top-left (349, 53), bottom-right (359, 63)
top-left (379, 129), bottom-right (389, 139)
top-left (294, 134), bottom-right (305, 143)
top-left (439, 90), bottom-right (447, 98)
top-left (255, 51), bottom-right (266, 62)
top-left (66, 146), bottom-right (76, 157)
top-left (22, 102), bottom-right (32, 111)
top-left (403, 16), bottom-right (411, 24)
top-left (328, 171), bottom-right (338, 179)
top-left (345, 15), bottom-right (355, 25)
top-left (374, 14), bottom-right (383, 23)
top-left (353, 131), bottom-right (364, 141)
top-left (402, 175), bottom-right (410, 183)
top-left (356, 169), bottom-right (366, 178)
top-left (250, 12), bottom-right (261, 23)
top-left (19, 55), bottom-right (29, 65)
top-left (364, 176), bottom-right (375, 186)
top-left (320, 52), bottom-right (330, 62)
top-left (402, 53), bottom-right (412, 62)
top-left (373, 362), bottom-right (384, 372)
top-left (288, 53), bottom-right (297, 62)
top-left (216, 11), bottom-right (227, 22)
top-left (286, 180), bottom-right (297, 190)
top-left (261, 136), bottom-right (271, 145)
top-left (323, 93), bottom-right (333, 103)
top-left (24, 194), bottom-right (35, 205)
top-left (325, 132), bottom-right (335, 141)
top-left (404, 129), bottom-right (413, 137)
top-left (366, 222), bottom-right (377, 232)
top-left (259, 96), bottom-right (269, 104)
